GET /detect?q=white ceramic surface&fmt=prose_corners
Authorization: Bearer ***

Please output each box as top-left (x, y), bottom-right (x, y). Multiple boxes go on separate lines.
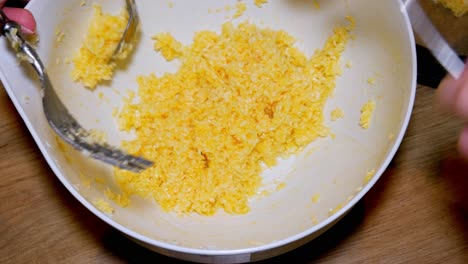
top-left (0, 0), bottom-right (416, 263)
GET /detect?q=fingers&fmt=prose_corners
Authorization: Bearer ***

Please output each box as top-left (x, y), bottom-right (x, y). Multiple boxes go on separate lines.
top-left (436, 74), bottom-right (459, 111)
top-left (2, 7), bottom-right (36, 34)
top-left (436, 69), bottom-right (468, 117)
top-left (436, 63), bottom-right (468, 160)
top-left (459, 125), bottom-right (468, 161)
top-left (436, 62), bottom-right (468, 120)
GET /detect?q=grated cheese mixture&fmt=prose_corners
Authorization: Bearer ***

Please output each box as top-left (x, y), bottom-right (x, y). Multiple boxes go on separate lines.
top-left (434, 0), bottom-right (467, 17)
top-left (71, 5), bottom-right (130, 89)
top-left (115, 20), bottom-right (354, 216)
top-left (359, 100), bottom-right (376, 129)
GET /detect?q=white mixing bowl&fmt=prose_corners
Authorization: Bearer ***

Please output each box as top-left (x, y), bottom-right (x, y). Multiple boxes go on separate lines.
top-left (0, 0), bottom-right (416, 262)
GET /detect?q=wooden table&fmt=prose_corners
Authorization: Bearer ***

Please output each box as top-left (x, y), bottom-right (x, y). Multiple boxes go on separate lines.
top-left (1, 2), bottom-right (468, 263)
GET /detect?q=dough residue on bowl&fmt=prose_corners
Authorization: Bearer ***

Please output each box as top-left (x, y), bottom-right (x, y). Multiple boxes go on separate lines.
top-left (359, 100), bottom-right (376, 129)
top-left (331, 108), bottom-right (344, 121)
top-left (93, 198), bottom-right (114, 214)
top-left (254, 0), bottom-right (268, 8)
top-left (115, 19), bottom-right (354, 216)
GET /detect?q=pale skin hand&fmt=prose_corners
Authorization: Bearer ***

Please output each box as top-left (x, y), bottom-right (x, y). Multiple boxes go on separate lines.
top-left (436, 62), bottom-right (468, 160)
top-left (0, 0), bottom-right (36, 34)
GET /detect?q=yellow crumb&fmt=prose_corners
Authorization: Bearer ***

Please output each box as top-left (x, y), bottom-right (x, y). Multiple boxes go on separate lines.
top-left (55, 136), bottom-right (73, 163)
top-left (311, 216), bottom-right (319, 225)
top-left (55, 30), bottom-right (65, 44)
top-left (434, 0), bottom-right (467, 17)
top-left (249, 240), bottom-right (264, 246)
top-left (345, 61), bottom-right (352, 68)
top-left (254, 0), bottom-right (268, 8)
top-left (95, 177), bottom-right (106, 184)
top-left (359, 100), bottom-right (376, 129)
top-left (328, 203), bottom-right (344, 216)
top-left (312, 0), bottom-right (320, 9)
top-left (105, 188), bottom-right (130, 207)
top-left (388, 133), bottom-right (395, 140)
top-left (93, 199), bottom-right (114, 214)
top-left (225, 5), bottom-right (232, 11)
top-left (331, 108), bottom-right (344, 121)
top-left (364, 169), bottom-right (376, 184)
top-left (276, 182), bottom-right (286, 191)
top-left (367, 77), bottom-right (376, 85)
top-left (311, 193), bottom-right (320, 203)
top-left (71, 4), bottom-right (130, 89)
top-left (152, 32), bottom-right (184, 61)
top-left (56, 58), bottom-right (60, 65)
top-left (232, 2), bottom-right (247, 19)
top-left (80, 1), bottom-right (86, 7)
top-left (345, 16), bottom-right (356, 30)
top-left (89, 129), bottom-right (107, 142)
top-left (168, 1), bottom-right (174, 8)
top-left (116, 20), bottom-right (354, 216)
top-left (79, 171), bottom-right (92, 188)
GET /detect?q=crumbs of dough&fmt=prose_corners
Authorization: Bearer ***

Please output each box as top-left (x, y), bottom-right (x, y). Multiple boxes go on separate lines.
top-left (359, 100), bottom-right (376, 129)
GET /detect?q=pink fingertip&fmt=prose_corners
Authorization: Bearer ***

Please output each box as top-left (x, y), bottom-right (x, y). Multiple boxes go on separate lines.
top-left (3, 7), bottom-right (37, 35)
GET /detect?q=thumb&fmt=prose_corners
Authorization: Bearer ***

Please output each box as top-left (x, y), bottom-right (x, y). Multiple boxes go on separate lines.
top-left (2, 7), bottom-right (36, 34)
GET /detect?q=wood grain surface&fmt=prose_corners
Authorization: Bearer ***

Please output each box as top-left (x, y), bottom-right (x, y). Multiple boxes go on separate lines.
top-left (1, 1), bottom-right (468, 263)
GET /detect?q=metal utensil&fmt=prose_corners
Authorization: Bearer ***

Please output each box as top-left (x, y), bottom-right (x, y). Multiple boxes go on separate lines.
top-left (0, 4), bottom-right (153, 173)
top-left (403, 0), bottom-right (465, 79)
top-left (114, 0), bottom-right (139, 57)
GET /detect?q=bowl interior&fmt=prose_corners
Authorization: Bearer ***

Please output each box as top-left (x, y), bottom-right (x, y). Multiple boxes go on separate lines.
top-left (0, 0), bottom-right (414, 252)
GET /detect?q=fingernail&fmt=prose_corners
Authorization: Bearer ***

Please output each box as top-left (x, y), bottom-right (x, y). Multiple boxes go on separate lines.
top-left (21, 26), bottom-right (35, 35)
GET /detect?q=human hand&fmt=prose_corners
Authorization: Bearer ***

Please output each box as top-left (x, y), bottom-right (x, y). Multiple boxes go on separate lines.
top-left (436, 62), bottom-right (468, 160)
top-left (0, 0), bottom-right (36, 34)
